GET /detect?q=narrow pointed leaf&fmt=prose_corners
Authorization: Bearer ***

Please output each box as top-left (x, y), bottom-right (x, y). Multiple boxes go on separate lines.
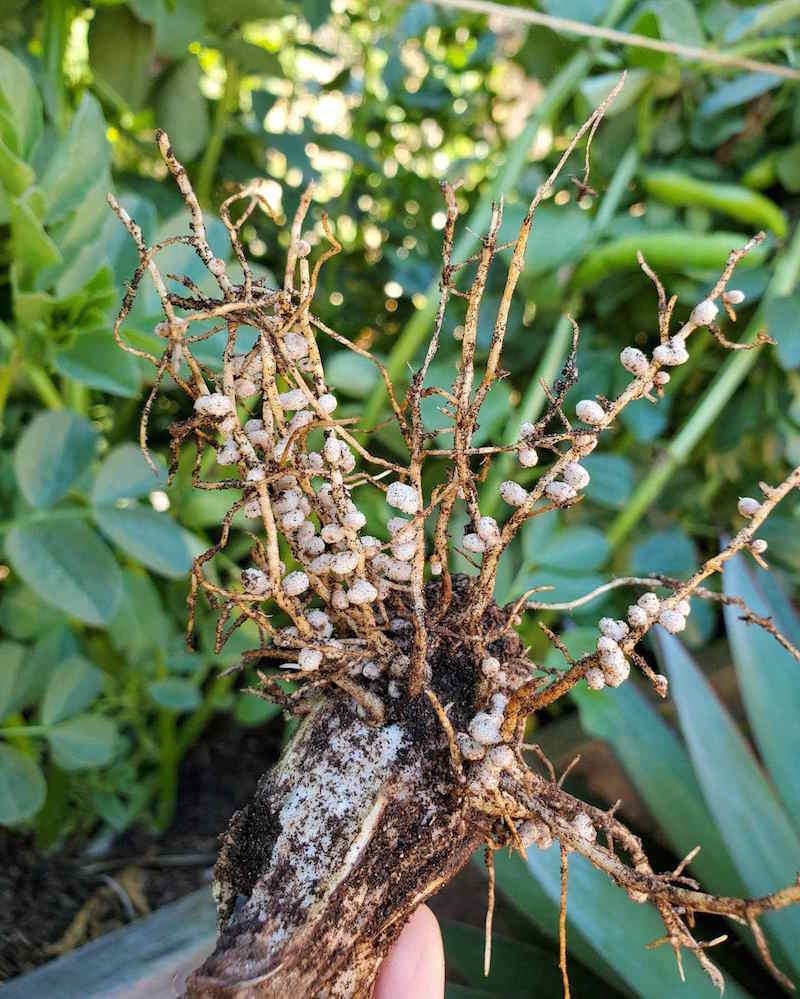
top-left (657, 632), bottom-right (800, 973)
top-left (572, 681), bottom-right (747, 896)
top-left (499, 848), bottom-right (750, 998)
top-left (722, 556), bottom-right (800, 829)
top-left (442, 920), bottom-right (605, 997)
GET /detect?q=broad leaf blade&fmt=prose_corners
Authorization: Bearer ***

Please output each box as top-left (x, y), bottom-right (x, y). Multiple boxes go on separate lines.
top-left (147, 677), bottom-right (202, 712)
top-left (54, 330), bottom-right (142, 398)
top-left (46, 714), bottom-right (119, 770)
top-left (39, 94), bottom-right (111, 223)
top-left (92, 506), bottom-right (192, 578)
top-left (5, 519), bottom-right (123, 625)
top-left (40, 655), bottom-right (105, 725)
top-left (0, 745), bottom-right (46, 824)
top-left (91, 443), bottom-right (167, 505)
top-left (489, 851), bottom-right (630, 996)
top-left (0, 641), bottom-right (26, 719)
top-left (14, 411), bottom-right (97, 509)
top-left (657, 632), bottom-right (800, 973)
top-left (722, 556), bottom-right (800, 829)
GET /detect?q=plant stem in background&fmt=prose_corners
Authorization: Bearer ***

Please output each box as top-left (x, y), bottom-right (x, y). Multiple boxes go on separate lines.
top-left (196, 58), bottom-right (240, 208)
top-left (156, 708), bottom-right (179, 833)
top-left (607, 223), bottom-right (800, 549)
top-left (175, 673), bottom-right (236, 759)
top-left (26, 365), bottom-right (64, 409)
top-left (0, 351), bottom-right (19, 430)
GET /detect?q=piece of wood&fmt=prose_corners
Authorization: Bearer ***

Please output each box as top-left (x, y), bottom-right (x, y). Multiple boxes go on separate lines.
top-left (3, 888), bottom-right (216, 999)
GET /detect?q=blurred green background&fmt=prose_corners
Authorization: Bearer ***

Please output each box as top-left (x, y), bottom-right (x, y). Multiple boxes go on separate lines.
top-left (0, 0), bottom-right (799, 993)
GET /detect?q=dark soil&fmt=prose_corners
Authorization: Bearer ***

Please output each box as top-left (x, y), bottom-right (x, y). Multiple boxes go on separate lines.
top-left (0, 715), bottom-right (283, 981)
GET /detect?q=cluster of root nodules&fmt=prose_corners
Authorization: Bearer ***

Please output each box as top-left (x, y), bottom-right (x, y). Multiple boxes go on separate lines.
top-left (110, 107), bottom-right (800, 996)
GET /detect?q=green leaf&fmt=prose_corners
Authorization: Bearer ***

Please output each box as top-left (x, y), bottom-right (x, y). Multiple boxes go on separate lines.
top-left (572, 681), bottom-right (747, 895)
top-left (521, 510), bottom-right (559, 564)
top-left (441, 920), bottom-right (600, 997)
top-left (14, 411), bottom-right (98, 509)
top-left (580, 454), bottom-right (635, 509)
top-left (147, 677), bottom-right (202, 712)
top-left (92, 506), bottom-right (193, 578)
top-left (5, 519), bottom-right (123, 625)
top-left (723, 556), bottom-right (800, 829)
top-left (533, 526), bottom-right (609, 571)
top-left (303, 0), bottom-right (330, 29)
top-left (697, 72), bottom-right (781, 119)
top-left (504, 204), bottom-right (591, 277)
top-left (503, 848), bottom-right (751, 998)
top-left (630, 527), bottom-right (698, 577)
top-left (10, 194), bottom-right (62, 284)
top-left (514, 570), bottom-right (606, 606)
top-left (758, 515), bottom-right (800, 571)
top-left (54, 329), bottom-right (142, 397)
top-left (109, 569), bottom-right (169, 662)
top-left (445, 987), bottom-right (496, 999)
top-left (656, 632), bottom-right (800, 971)
top-left (571, 231), bottom-right (766, 286)
top-left (776, 143), bottom-right (800, 193)
top-left (38, 95), bottom-right (111, 224)
top-left (0, 137), bottom-right (35, 196)
top-left (233, 692), bottom-right (282, 726)
top-left (88, 5), bottom-right (155, 110)
top-left (154, 58), bottom-right (209, 162)
top-left (0, 586), bottom-right (65, 640)
top-left (46, 714), bottom-right (118, 770)
top-left (217, 37), bottom-right (283, 75)
top-left (579, 70), bottom-right (650, 116)
top-left (91, 443), bottom-right (168, 505)
top-left (325, 351), bottom-right (380, 398)
top-left (74, 191), bottom-right (157, 291)
top-left (26, 627), bottom-right (79, 704)
top-left (40, 655), bottom-right (105, 725)
top-left (0, 641), bottom-right (26, 719)
top-left (0, 744), bottom-right (46, 824)
top-left (0, 47), bottom-right (43, 158)
top-left (541, 0), bottom-right (606, 22)
top-left (764, 291), bottom-right (800, 370)
top-left (629, 0), bottom-right (705, 69)
top-left (130, 0), bottom-right (205, 59)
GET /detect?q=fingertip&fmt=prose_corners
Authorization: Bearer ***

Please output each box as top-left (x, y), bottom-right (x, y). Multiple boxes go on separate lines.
top-left (373, 905), bottom-right (444, 999)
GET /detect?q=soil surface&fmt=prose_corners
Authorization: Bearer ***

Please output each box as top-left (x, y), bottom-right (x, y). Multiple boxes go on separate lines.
top-left (0, 716), bottom-right (284, 981)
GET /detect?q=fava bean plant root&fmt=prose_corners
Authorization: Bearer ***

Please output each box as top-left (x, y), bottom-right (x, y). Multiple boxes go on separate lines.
top-left (111, 82), bottom-right (800, 998)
